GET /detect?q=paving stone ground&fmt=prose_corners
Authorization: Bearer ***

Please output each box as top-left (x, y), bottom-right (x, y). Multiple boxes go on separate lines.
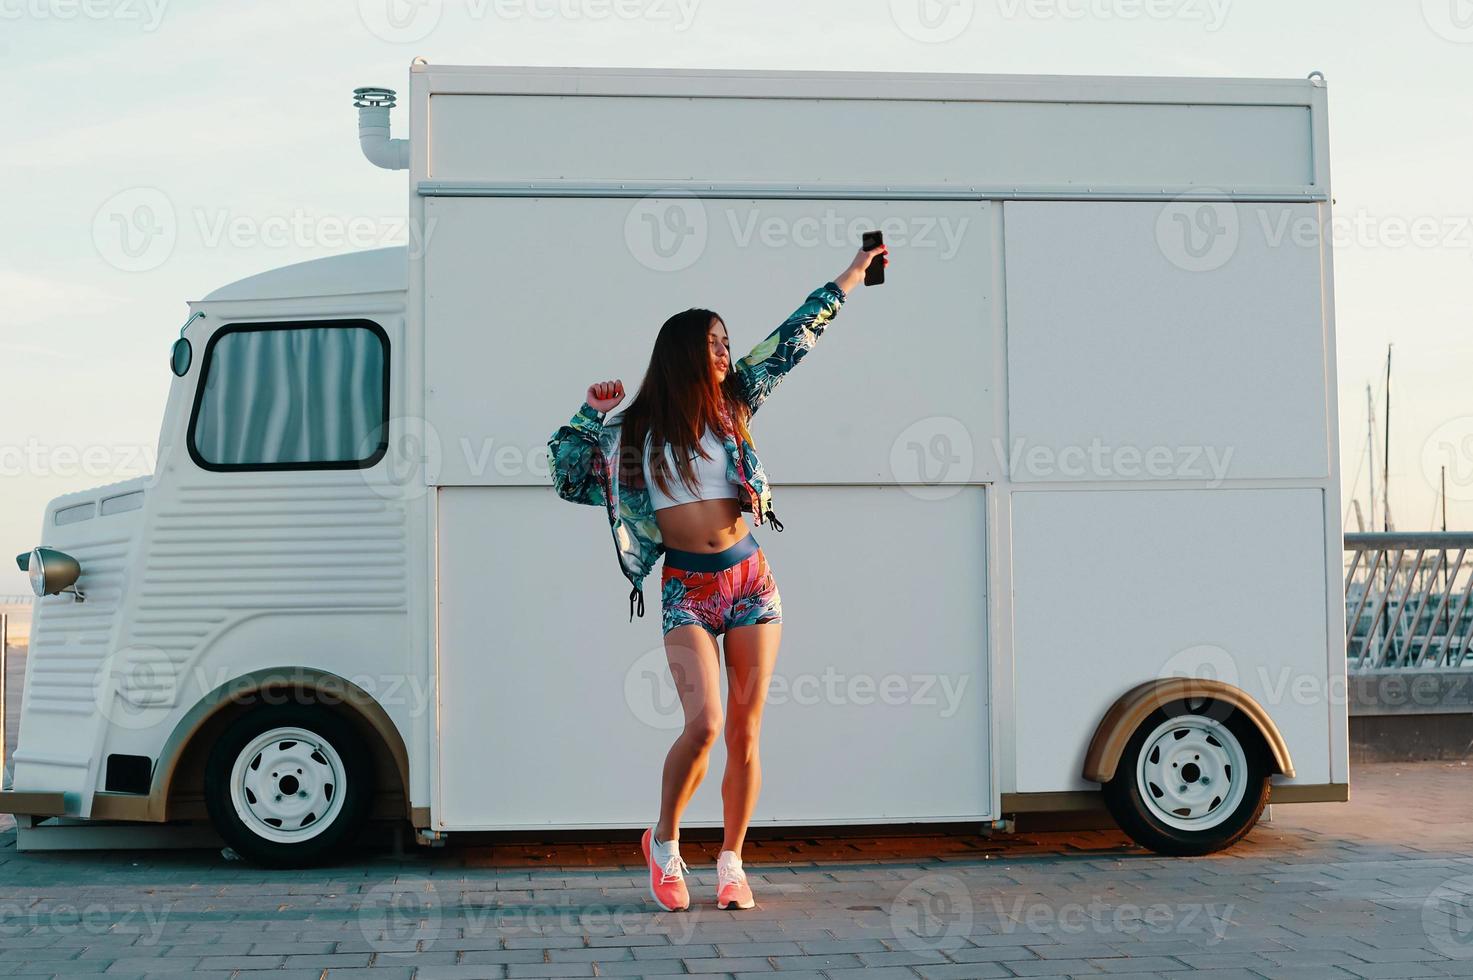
top-left (1, 761), bottom-right (1471, 979)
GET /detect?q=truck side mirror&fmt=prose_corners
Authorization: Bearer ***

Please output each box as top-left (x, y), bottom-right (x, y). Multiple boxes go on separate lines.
top-left (170, 337), bottom-right (192, 376)
top-left (171, 310), bottom-right (204, 377)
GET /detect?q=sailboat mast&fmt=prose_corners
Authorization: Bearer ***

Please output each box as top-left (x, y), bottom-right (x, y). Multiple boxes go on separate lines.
top-left (1382, 345), bottom-right (1392, 532)
top-left (1366, 383), bottom-right (1376, 529)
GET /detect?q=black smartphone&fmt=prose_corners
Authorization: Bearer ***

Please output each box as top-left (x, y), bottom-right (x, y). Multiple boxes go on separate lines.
top-left (861, 230), bottom-right (885, 286)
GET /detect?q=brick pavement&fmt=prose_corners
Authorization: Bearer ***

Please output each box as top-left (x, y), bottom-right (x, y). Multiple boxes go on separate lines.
top-left (0, 761), bottom-right (1471, 979)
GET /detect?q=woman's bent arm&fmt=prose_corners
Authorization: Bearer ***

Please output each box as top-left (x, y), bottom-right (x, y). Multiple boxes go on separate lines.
top-left (546, 402), bottom-right (609, 507)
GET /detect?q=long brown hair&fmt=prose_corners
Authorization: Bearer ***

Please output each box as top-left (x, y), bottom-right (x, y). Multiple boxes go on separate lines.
top-left (614, 307), bottom-right (754, 497)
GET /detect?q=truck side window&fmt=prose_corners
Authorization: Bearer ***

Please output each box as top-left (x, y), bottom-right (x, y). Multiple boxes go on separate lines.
top-left (187, 320), bottom-right (389, 471)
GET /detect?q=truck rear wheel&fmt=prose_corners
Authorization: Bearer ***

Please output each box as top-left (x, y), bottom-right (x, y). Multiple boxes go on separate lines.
top-left (203, 704), bottom-right (373, 868)
top-left (1101, 699), bottom-right (1270, 856)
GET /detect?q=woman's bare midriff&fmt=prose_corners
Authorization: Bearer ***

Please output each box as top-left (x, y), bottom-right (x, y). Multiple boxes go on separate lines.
top-left (654, 498), bottom-right (749, 552)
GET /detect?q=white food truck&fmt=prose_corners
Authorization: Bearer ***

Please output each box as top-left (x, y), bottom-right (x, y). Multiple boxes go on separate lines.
top-left (3, 63), bottom-right (1347, 866)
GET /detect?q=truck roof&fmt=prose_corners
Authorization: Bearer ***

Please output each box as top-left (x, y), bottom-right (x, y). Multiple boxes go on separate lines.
top-left (412, 63), bottom-right (1323, 95)
top-left (198, 246), bottom-right (406, 303)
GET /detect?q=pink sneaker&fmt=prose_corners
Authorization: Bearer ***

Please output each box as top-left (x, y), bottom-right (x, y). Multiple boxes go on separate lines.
top-left (641, 828), bottom-right (690, 911)
top-left (716, 850), bottom-right (755, 910)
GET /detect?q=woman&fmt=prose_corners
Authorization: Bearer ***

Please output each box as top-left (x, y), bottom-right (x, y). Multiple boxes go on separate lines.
top-left (546, 242), bottom-right (888, 912)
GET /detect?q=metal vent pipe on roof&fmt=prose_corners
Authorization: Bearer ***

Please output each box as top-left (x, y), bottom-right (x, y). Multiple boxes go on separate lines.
top-left (354, 87), bottom-right (409, 171)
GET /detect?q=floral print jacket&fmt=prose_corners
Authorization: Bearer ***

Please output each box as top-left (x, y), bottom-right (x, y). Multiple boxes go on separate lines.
top-left (546, 280), bottom-right (848, 621)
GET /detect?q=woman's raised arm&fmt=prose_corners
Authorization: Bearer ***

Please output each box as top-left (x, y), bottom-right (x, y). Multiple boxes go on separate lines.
top-left (733, 244), bottom-right (888, 415)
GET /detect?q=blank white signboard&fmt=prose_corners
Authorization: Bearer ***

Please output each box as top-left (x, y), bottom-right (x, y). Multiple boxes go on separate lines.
top-left (435, 484), bottom-right (992, 828)
top-left (423, 196), bottom-right (998, 486)
top-left (1009, 487), bottom-right (1331, 793)
top-left (429, 95), bottom-right (1313, 191)
top-left (1003, 201), bottom-right (1330, 482)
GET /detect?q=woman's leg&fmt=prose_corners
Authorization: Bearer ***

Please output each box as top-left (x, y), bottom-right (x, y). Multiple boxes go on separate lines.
top-left (655, 623), bottom-right (724, 844)
top-left (719, 621), bottom-right (781, 856)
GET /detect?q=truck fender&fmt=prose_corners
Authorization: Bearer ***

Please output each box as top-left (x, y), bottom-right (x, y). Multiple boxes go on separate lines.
top-left (102, 668), bottom-right (415, 824)
top-left (1082, 677), bottom-right (1295, 783)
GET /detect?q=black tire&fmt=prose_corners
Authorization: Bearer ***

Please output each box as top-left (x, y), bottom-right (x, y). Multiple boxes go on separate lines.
top-left (203, 703), bottom-right (374, 868)
top-left (1101, 698), bottom-right (1271, 856)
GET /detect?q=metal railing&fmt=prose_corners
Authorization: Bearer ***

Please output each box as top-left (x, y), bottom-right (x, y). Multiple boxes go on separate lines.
top-left (1345, 532), bottom-right (1473, 671)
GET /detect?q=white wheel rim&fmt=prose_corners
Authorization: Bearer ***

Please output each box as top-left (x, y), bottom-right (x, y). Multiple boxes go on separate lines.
top-left (229, 726), bottom-right (347, 844)
top-left (1134, 714), bottom-right (1248, 833)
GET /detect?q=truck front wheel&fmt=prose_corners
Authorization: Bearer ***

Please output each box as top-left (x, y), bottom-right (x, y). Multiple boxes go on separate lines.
top-left (1101, 699), bottom-right (1271, 856)
top-left (203, 704), bottom-right (373, 868)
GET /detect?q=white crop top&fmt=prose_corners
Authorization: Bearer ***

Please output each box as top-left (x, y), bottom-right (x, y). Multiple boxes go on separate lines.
top-left (643, 427), bottom-right (741, 511)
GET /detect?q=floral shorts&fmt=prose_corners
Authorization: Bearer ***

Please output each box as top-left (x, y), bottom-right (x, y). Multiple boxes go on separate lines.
top-left (660, 532), bottom-right (782, 637)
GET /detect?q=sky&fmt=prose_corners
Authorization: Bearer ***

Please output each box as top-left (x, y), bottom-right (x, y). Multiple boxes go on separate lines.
top-left (1, 0), bottom-right (1471, 595)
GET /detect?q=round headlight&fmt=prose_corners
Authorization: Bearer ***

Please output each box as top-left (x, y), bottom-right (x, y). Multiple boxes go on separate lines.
top-left (28, 547), bottom-right (81, 598)
top-left (28, 548), bottom-right (45, 597)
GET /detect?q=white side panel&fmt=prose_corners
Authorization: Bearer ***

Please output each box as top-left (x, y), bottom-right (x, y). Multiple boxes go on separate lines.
top-left (1003, 201), bottom-right (1330, 482)
top-left (1010, 488), bottom-right (1331, 793)
top-left (428, 95), bottom-right (1313, 192)
top-left (423, 197), bottom-right (998, 486)
top-left (436, 484), bottom-right (991, 830)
